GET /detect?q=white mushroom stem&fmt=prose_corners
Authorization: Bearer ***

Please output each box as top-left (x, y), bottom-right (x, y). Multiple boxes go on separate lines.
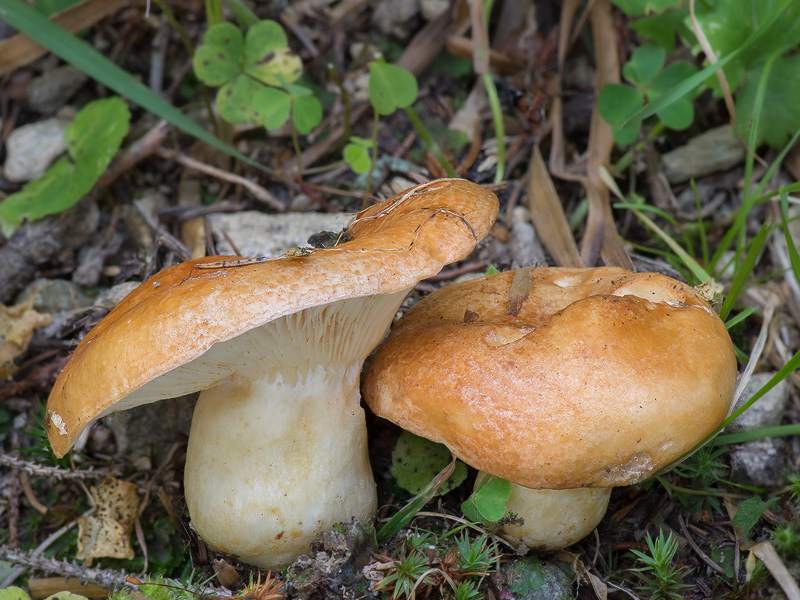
top-left (183, 291), bottom-right (409, 569)
top-left (481, 475), bottom-right (612, 550)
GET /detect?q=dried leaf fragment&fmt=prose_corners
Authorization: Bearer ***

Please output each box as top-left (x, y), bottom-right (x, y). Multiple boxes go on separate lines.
top-left (0, 300), bottom-right (51, 379)
top-left (77, 476), bottom-right (139, 562)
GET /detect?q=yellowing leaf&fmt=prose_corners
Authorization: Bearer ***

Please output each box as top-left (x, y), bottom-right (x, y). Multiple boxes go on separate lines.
top-left (77, 477), bottom-right (139, 562)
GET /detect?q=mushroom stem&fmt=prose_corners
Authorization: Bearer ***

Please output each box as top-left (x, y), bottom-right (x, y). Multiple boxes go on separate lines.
top-left (493, 477), bottom-right (612, 550)
top-left (185, 363), bottom-right (375, 569)
top-left (182, 291), bottom-right (410, 569)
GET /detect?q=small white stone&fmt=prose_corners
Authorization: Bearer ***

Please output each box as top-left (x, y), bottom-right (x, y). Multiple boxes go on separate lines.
top-left (209, 211), bottom-right (351, 258)
top-left (3, 117), bottom-right (70, 182)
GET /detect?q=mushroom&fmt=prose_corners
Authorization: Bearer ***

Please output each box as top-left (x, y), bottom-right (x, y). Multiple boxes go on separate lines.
top-left (363, 266), bottom-right (737, 550)
top-left (45, 179), bottom-right (498, 569)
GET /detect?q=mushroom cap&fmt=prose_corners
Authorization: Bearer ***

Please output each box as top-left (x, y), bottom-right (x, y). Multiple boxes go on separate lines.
top-left (46, 179), bottom-right (498, 456)
top-left (363, 267), bottom-right (737, 489)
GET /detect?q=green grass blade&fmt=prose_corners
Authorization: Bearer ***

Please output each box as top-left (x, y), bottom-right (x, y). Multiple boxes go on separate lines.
top-left (613, 202), bottom-right (681, 227)
top-left (630, 208), bottom-right (711, 283)
top-left (376, 458), bottom-right (456, 545)
top-left (718, 221), bottom-right (770, 321)
top-left (714, 424), bottom-right (800, 446)
top-left (725, 306), bottom-right (756, 330)
top-left (780, 189), bottom-right (800, 282)
top-left (0, 0), bottom-right (271, 174)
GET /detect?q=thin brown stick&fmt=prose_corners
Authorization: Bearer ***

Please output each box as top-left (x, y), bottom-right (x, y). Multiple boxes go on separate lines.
top-left (20, 471), bottom-right (48, 514)
top-left (95, 121), bottom-right (170, 190)
top-left (425, 260), bottom-right (490, 282)
top-left (678, 514), bottom-right (725, 575)
top-left (156, 148), bottom-right (285, 211)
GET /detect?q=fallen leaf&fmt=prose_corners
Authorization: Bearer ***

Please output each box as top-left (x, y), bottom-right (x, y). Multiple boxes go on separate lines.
top-left (77, 476), bottom-right (139, 563)
top-left (0, 300), bottom-right (51, 379)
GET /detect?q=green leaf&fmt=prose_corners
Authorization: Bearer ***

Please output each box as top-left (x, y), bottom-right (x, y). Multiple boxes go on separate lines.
top-left (43, 594), bottom-right (88, 600)
top-left (610, 0), bottom-right (681, 16)
top-left (216, 74), bottom-right (263, 124)
top-left (732, 497), bottom-right (779, 539)
top-left (368, 61), bottom-right (418, 115)
top-left (649, 62), bottom-right (698, 130)
top-left (693, 0), bottom-right (800, 91)
top-left (390, 431), bottom-right (467, 496)
top-left (461, 475), bottom-right (511, 523)
top-left (735, 54), bottom-right (800, 147)
top-left (507, 557), bottom-right (546, 595)
top-left (0, 97), bottom-right (130, 234)
top-left (630, 6), bottom-right (692, 51)
top-left (281, 81), bottom-right (313, 97)
top-left (243, 20), bottom-right (302, 87)
top-left (597, 83), bottom-right (643, 144)
top-left (0, 587), bottom-right (31, 600)
top-left (292, 94), bottom-right (322, 135)
top-left (66, 96), bottom-right (130, 181)
top-left (192, 22), bottom-right (243, 86)
top-left (344, 143), bottom-right (372, 174)
top-left (622, 45), bottom-right (665, 87)
top-left (623, 0), bottom-right (796, 129)
top-left (253, 86), bottom-right (291, 130)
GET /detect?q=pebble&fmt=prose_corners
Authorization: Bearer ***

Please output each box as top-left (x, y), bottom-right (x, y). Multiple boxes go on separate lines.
top-left (3, 116), bottom-right (70, 182)
top-left (372, 0), bottom-right (420, 37)
top-left (662, 125), bottom-right (746, 184)
top-left (729, 438), bottom-right (786, 488)
top-left (727, 372), bottom-right (791, 488)
top-left (27, 65), bottom-right (88, 114)
top-left (208, 211), bottom-right (351, 258)
top-left (510, 206), bottom-right (547, 268)
top-left (16, 278), bottom-right (91, 313)
top-left (94, 281), bottom-right (141, 310)
top-left (728, 373), bottom-right (790, 433)
top-left (494, 556), bottom-right (575, 599)
top-left (421, 0), bottom-right (449, 20)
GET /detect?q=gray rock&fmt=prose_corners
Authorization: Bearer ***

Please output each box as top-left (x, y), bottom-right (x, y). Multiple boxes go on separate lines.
top-left (3, 116), bottom-right (70, 182)
top-left (494, 557), bottom-right (575, 600)
top-left (372, 0), bottom-right (420, 37)
top-left (94, 281), bottom-right (140, 310)
top-left (16, 278), bottom-right (91, 313)
top-left (729, 438), bottom-right (786, 488)
top-left (728, 373), bottom-right (790, 433)
top-left (662, 125), bottom-right (746, 184)
top-left (208, 211), bottom-right (351, 258)
top-left (510, 206), bottom-right (547, 269)
top-left (421, 0), bottom-right (449, 20)
top-left (27, 65), bottom-right (88, 114)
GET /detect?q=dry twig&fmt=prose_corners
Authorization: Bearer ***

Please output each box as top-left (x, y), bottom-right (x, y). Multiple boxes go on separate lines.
top-left (0, 454), bottom-right (113, 480)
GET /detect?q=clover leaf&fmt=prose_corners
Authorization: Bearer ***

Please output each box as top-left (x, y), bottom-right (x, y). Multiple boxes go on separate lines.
top-left (368, 60), bottom-right (418, 115)
top-left (193, 20), bottom-right (306, 127)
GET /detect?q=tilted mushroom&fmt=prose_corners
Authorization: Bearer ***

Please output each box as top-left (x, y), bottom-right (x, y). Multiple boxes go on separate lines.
top-left (45, 179), bottom-right (498, 569)
top-left (363, 267), bottom-right (737, 550)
